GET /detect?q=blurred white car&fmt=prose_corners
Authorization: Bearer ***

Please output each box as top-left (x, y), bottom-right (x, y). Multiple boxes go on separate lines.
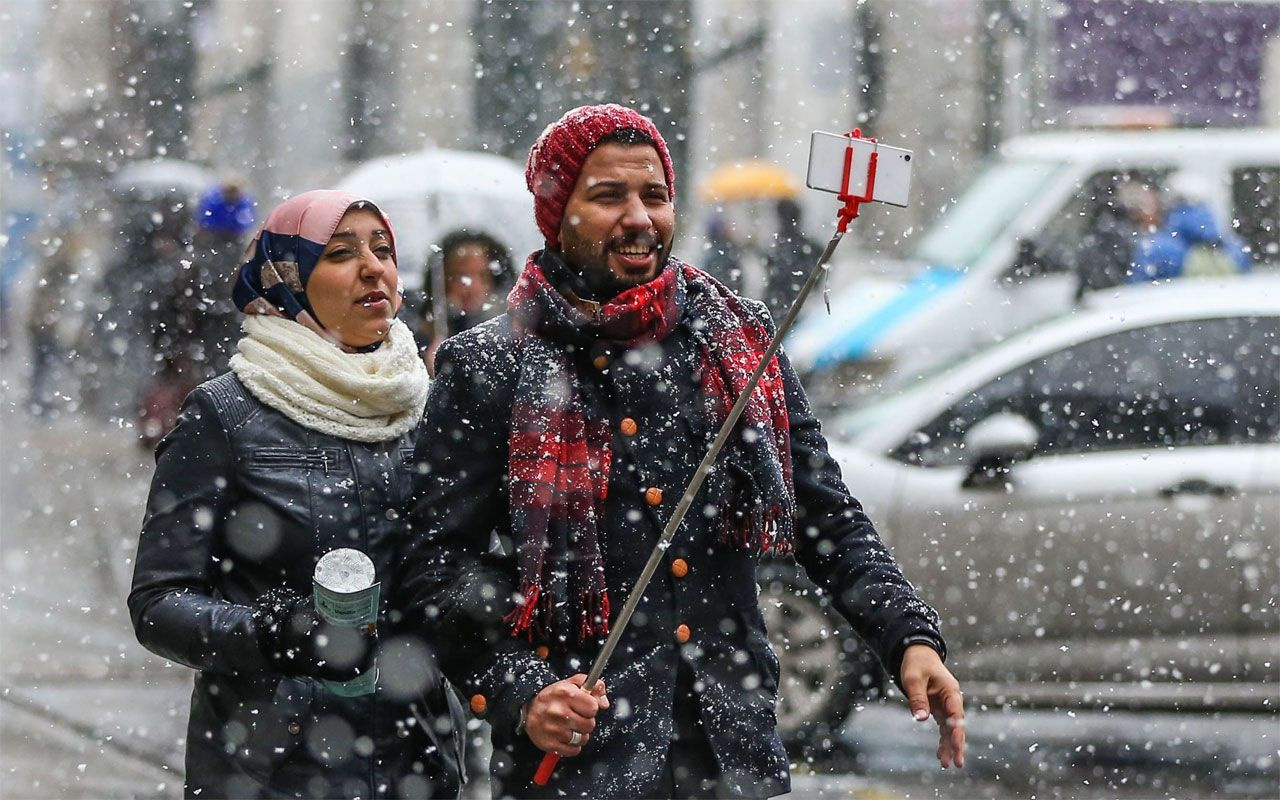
top-left (811, 276), bottom-right (1279, 711)
top-left (788, 128), bottom-right (1280, 400)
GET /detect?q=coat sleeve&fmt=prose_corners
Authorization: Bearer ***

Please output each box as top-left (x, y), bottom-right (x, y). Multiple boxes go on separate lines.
top-left (751, 299), bottom-right (946, 687)
top-left (396, 332), bottom-right (559, 735)
top-left (127, 388), bottom-right (273, 677)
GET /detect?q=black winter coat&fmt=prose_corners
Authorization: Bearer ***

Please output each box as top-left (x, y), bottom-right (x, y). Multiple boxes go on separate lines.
top-left (129, 374), bottom-right (465, 799)
top-left (397, 282), bottom-right (944, 799)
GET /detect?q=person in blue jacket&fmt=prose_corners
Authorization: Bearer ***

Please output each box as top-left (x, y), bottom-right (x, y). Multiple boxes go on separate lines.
top-left (1128, 172), bottom-right (1252, 283)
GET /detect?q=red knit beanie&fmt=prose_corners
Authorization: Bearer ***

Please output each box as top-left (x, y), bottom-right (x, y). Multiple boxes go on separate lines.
top-left (525, 103), bottom-right (676, 248)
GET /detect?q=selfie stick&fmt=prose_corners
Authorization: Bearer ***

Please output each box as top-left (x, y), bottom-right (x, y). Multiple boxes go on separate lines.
top-left (533, 128), bottom-right (882, 787)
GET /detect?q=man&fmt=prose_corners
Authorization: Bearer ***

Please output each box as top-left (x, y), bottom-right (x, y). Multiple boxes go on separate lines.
top-left (763, 198), bottom-right (821, 323)
top-left (398, 104), bottom-right (964, 799)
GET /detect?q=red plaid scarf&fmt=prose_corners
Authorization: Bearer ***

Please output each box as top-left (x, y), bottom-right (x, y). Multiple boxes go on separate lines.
top-left (504, 254), bottom-right (794, 644)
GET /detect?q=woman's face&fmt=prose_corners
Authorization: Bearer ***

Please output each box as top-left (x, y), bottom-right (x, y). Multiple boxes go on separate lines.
top-left (445, 244), bottom-right (498, 314)
top-left (307, 207), bottom-right (401, 348)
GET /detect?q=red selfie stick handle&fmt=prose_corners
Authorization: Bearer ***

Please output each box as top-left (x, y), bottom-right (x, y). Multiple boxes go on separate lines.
top-left (534, 753), bottom-right (559, 786)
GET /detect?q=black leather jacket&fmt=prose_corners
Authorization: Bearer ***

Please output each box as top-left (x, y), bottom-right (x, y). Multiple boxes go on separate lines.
top-left (129, 373), bottom-right (464, 799)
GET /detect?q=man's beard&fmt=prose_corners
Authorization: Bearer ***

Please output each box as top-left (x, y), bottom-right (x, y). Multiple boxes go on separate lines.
top-left (563, 232), bottom-right (672, 300)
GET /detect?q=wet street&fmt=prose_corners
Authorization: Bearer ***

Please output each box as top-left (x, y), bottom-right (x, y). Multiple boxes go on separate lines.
top-left (0, 352), bottom-right (1276, 799)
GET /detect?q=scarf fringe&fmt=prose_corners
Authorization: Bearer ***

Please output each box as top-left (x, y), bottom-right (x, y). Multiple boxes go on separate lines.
top-left (579, 586), bottom-right (612, 641)
top-left (504, 582), bottom-right (545, 641)
top-left (718, 499), bottom-right (795, 556)
top-left (504, 581), bottom-right (613, 642)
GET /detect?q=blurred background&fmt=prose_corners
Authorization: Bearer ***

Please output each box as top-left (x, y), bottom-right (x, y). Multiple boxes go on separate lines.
top-left (1, 1), bottom-right (1277, 798)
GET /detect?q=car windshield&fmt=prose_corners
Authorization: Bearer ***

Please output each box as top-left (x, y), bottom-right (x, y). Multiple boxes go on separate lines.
top-left (912, 159), bottom-right (1065, 267)
top-left (827, 319), bottom-right (1059, 443)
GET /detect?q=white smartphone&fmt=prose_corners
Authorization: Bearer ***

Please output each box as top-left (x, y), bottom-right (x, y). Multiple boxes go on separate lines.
top-left (805, 131), bottom-right (914, 207)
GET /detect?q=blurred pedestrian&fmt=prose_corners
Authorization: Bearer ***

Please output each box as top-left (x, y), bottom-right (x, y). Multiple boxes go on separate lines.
top-left (192, 180), bottom-right (257, 374)
top-left (701, 214), bottom-right (744, 294)
top-left (75, 188), bottom-right (191, 422)
top-left (397, 104), bottom-right (963, 799)
top-left (26, 226), bottom-right (86, 415)
top-left (129, 190), bottom-right (465, 799)
top-left (1074, 179), bottom-right (1160, 300)
top-left (137, 184), bottom-right (255, 446)
top-left (1128, 171), bottom-right (1252, 284)
top-left (763, 198), bottom-right (820, 322)
top-left (416, 229), bottom-right (514, 372)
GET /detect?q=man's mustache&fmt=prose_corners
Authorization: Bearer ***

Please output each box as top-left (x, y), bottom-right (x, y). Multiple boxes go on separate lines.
top-left (603, 232), bottom-right (663, 252)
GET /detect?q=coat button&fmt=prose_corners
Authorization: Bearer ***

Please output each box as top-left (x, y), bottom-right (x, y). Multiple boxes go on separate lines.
top-left (645, 487), bottom-right (663, 506)
top-left (671, 558), bottom-right (688, 578)
top-left (619, 417), bottom-right (638, 437)
top-left (535, 645), bottom-right (550, 660)
top-left (675, 624), bottom-right (691, 644)
top-left (470, 694), bottom-right (487, 715)
top-left (384, 508), bottom-right (399, 521)
top-left (287, 720), bottom-right (302, 735)
top-left (593, 355), bottom-right (609, 370)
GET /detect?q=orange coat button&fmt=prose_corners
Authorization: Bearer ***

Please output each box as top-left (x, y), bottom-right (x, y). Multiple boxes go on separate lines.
top-left (535, 645), bottom-right (550, 660)
top-left (675, 624), bottom-right (691, 644)
top-left (593, 355), bottom-right (609, 370)
top-left (645, 487), bottom-right (663, 506)
top-left (470, 694), bottom-right (487, 715)
top-left (620, 417), bottom-right (638, 436)
top-left (671, 558), bottom-right (688, 578)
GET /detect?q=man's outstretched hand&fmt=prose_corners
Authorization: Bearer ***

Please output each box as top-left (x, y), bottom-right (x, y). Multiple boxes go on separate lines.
top-left (900, 644), bottom-right (966, 769)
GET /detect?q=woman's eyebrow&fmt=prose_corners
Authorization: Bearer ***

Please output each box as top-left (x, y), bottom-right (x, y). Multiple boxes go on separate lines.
top-left (328, 228), bottom-right (390, 241)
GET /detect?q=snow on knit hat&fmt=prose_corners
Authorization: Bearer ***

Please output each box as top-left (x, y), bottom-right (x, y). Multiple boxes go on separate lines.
top-left (525, 103), bottom-right (676, 248)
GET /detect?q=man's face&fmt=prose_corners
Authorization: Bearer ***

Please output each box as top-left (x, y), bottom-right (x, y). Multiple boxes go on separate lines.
top-left (558, 142), bottom-right (675, 292)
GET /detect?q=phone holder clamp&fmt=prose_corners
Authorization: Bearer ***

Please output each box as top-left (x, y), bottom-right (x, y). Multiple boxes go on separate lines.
top-left (836, 128), bottom-right (878, 232)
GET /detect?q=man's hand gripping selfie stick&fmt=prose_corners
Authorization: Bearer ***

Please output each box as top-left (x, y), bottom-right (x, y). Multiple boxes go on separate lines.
top-left (533, 129), bottom-right (886, 786)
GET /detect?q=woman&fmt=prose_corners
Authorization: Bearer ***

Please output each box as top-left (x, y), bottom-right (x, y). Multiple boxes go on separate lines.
top-left (414, 229), bottom-right (514, 371)
top-left (129, 190), bottom-right (465, 799)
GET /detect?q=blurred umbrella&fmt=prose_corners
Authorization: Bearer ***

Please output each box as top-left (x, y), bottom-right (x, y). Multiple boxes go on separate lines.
top-left (112, 159), bottom-right (217, 198)
top-left (335, 147), bottom-right (541, 292)
top-left (699, 161), bottom-right (799, 202)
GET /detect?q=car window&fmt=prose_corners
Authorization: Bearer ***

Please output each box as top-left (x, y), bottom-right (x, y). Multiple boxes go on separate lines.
top-left (912, 159), bottom-right (1065, 268)
top-left (1011, 168), bottom-right (1166, 281)
top-left (1231, 166), bottom-right (1280, 266)
top-left (894, 315), bottom-right (1280, 467)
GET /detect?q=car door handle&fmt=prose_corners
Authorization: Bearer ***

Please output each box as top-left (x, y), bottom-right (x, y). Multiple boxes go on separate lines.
top-left (1158, 478), bottom-right (1238, 499)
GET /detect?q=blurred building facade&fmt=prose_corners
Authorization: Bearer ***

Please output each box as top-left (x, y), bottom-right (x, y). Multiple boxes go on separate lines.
top-left (9, 0), bottom-right (1280, 264)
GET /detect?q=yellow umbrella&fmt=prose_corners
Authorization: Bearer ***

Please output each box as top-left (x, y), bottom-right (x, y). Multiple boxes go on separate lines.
top-left (699, 161), bottom-right (799, 202)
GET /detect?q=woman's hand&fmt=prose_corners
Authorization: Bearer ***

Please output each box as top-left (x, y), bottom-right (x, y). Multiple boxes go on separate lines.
top-left (253, 588), bottom-right (378, 682)
top-left (524, 674), bottom-right (609, 757)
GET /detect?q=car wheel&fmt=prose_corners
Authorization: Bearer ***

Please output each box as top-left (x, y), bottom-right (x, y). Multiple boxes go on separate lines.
top-left (757, 562), bottom-right (884, 746)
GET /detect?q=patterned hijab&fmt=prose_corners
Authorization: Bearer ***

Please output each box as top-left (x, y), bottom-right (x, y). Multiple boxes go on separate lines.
top-left (232, 190), bottom-right (398, 335)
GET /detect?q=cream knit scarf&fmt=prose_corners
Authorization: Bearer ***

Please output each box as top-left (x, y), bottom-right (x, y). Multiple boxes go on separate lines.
top-left (230, 315), bottom-right (428, 442)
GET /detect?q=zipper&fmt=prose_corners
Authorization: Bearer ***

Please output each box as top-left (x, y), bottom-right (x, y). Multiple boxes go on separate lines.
top-left (250, 447), bottom-right (342, 472)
